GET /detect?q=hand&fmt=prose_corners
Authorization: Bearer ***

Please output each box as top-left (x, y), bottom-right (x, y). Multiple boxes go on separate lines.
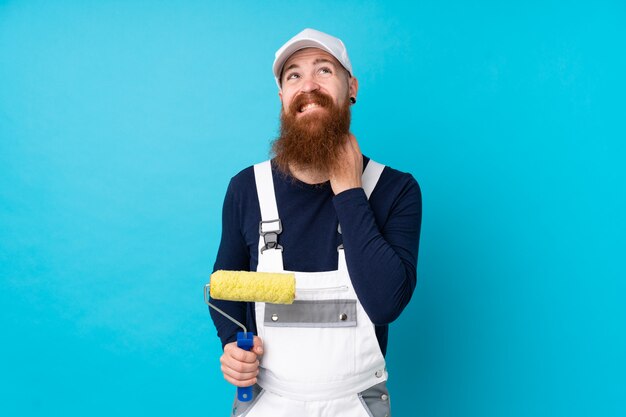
top-left (329, 133), bottom-right (363, 195)
top-left (219, 336), bottom-right (264, 387)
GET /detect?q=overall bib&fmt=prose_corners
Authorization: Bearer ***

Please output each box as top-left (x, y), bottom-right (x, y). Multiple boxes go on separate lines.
top-left (232, 160), bottom-right (391, 417)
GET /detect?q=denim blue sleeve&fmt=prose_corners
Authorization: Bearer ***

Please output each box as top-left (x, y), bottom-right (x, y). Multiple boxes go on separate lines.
top-left (333, 175), bottom-right (422, 325)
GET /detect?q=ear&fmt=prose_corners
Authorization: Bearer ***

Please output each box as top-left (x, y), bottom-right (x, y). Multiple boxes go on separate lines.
top-left (349, 76), bottom-right (358, 101)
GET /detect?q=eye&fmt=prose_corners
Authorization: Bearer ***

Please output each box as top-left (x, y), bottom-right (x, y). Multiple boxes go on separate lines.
top-left (285, 72), bottom-right (300, 81)
top-left (318, 66), bottom-right (332, 76)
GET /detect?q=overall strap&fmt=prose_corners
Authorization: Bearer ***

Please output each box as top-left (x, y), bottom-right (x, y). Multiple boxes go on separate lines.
top-left (338, 159), bottom-right (386, 271)
top-left (253, 161), bottom-right (284, 272)
top-left (361, 159), bottom-right (385, 199)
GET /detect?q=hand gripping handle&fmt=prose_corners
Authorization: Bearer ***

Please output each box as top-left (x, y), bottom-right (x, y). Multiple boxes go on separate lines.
top-left (236, 332), bottom-right (255, 402)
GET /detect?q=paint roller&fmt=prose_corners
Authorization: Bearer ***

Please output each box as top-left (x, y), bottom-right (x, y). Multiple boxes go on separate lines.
top-left (204, 270), bottom-right (296, 402)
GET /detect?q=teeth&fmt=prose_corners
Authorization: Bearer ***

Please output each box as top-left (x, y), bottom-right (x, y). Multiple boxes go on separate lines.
top-left (300, 103), bottom-right (320, 112)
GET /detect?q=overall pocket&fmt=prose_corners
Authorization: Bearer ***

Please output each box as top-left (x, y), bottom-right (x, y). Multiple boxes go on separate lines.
top-left (261, 299), bottom-right (357, 382)
top-left (358, 381), bottom-right (391, 417)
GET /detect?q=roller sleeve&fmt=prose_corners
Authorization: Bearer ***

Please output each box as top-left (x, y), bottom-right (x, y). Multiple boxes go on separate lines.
top-left (210, 270), bottom-right (296, 304)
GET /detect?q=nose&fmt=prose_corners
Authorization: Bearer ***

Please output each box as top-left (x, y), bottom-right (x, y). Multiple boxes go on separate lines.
top-left (300, 77), bottom-right (320, 93)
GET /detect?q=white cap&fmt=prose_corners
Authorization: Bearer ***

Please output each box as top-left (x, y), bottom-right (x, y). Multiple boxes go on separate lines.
top-left (273, 28), bottom-right (353, 88)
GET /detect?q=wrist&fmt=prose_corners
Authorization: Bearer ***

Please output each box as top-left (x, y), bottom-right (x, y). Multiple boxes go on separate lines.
top-left (333, 187), bottom-right (366, 202)
top-left (331, 180), bottom-right (362, 195)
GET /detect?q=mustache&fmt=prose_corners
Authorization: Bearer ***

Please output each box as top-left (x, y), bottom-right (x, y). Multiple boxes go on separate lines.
top-left (288, 91), bottom-right (334, 115)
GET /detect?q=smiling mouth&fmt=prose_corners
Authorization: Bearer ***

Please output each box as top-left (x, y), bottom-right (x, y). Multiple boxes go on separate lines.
top-left (298, 102), bottom-right (323, 113)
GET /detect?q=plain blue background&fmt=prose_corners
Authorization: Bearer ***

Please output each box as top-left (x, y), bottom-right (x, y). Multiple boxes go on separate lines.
top-left (1, 1), bottom-right (625, 416)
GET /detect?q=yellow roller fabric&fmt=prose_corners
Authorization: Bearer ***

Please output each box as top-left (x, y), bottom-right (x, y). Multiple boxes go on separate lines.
top-left (210, 270), bottom-right (296, 304)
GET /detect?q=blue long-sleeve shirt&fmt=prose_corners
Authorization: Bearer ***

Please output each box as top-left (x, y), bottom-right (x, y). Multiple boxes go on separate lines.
top-left (210, 156), bottom-right (422, 356)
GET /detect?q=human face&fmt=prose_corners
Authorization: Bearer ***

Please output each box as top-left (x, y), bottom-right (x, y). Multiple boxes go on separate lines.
top-left (278, 48), bottom-right (358, 118)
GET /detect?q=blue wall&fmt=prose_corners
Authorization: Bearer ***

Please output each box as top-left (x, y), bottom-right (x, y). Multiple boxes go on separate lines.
top-left (1, 1), bottom-right (624, 416)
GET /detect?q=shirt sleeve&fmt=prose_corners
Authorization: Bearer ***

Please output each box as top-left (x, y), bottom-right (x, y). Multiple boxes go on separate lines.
top-left (209, 178), bottom-right (251, 348)
top-left (332, 174), bottom-right (422, 325)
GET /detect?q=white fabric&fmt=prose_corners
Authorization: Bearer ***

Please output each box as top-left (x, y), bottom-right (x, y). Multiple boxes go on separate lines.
top-left (253, 161), bottom-right (280, 223)
top-left (361, 159), bottom-right (385, 199)
top-left (249, 159), bottom-right (388, 413)
top-left (256, 249), bottom-right (284, 272)
top-left (337, 248), bottom-right (348, 272)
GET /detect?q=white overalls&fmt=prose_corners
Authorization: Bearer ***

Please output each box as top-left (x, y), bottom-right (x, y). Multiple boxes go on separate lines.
top-left (232, 160), bottom-right (391, 417)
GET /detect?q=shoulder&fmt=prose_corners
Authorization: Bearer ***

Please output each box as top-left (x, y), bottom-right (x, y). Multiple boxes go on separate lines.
top-left (367, 157), bottom-right (421, 202)
top-left (228, 160), bottom-right (278, 185)
top-left (229, 164), bottom-right (255, 186)
top-left (225, 160), bottom-right (285, 204)
top-left (226, 161), bottom-right (269, 195)
top-left (221, 165), bottom-right (257, 210)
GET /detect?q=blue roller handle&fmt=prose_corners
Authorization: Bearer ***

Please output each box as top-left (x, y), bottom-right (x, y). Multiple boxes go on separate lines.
top-left (236, 332), bottom-right (254, 402)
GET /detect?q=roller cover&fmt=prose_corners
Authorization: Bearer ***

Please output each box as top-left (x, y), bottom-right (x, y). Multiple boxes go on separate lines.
top-left (210, 270), bottom-right (296, 304)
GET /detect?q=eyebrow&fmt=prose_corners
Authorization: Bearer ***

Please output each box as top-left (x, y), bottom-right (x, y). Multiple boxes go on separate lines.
top-left (283, 58), bottom-right (337, 74)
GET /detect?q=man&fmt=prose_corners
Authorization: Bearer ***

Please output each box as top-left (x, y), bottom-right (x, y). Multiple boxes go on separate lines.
top-left (210, 28), bottom-right (422, 417)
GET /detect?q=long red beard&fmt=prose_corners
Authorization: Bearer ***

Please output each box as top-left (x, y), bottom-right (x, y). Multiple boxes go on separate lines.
top-left (271, 90), bottom-right (351, 177)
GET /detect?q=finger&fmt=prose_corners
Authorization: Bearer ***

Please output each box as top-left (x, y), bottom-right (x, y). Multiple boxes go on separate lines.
top-left (221, 361), bottom-right (259, 381)
top-left (224, 344), bottom-right (258, 363)
top-left (223, 372), bottom-right (258, 387)
top-left (253, 336), bottom-right (264, 356)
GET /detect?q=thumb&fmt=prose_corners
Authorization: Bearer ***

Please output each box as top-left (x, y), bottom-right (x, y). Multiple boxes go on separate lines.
top-left (253, 336), bottom-right (264, 356)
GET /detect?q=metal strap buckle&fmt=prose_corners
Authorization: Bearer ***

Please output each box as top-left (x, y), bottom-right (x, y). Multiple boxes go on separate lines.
top-left (259, 219), bottom-right (283, 253)
top-left (337, 223), bottom-right (343, 250)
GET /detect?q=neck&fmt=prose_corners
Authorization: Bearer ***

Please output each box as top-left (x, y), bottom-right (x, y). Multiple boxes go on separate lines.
top-left (288, 163), bottom-right (329, 185)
